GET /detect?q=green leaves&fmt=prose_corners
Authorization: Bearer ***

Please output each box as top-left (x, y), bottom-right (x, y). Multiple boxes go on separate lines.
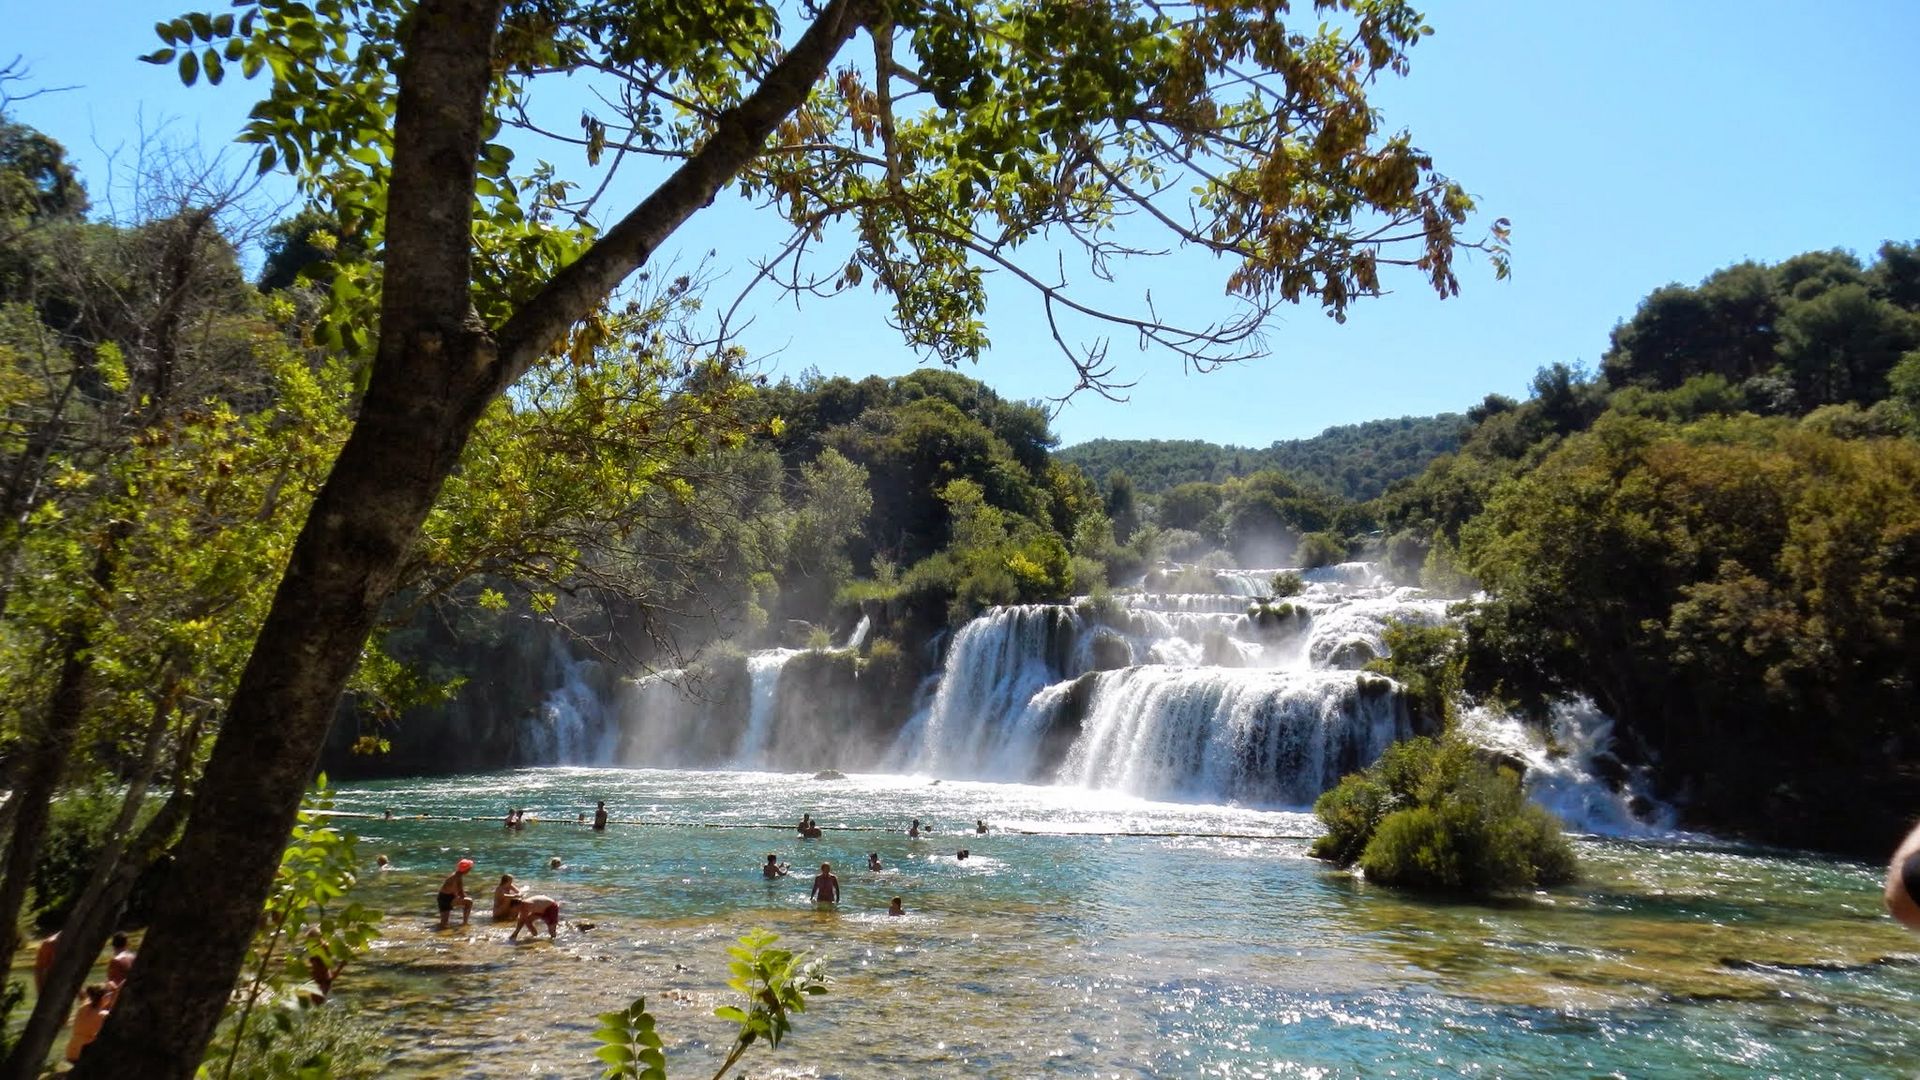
top-left (592, 997), bottom-right (666, 1080)
top-left (719, 929), bottom-right (827, 1058)
top-left (589, 931), bottom-right (826, 1079)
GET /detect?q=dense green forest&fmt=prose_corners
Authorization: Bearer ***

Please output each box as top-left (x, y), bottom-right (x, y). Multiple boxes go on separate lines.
top-left (1059, 412), bottom-right (1464, 500)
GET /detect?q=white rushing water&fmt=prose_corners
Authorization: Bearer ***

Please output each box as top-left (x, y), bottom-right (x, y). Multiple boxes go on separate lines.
top-left (521, 639), bottom-right (618, 765)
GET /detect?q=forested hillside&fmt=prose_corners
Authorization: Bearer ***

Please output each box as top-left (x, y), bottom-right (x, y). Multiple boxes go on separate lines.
top-left (1059, 412), bottom-right (1463, 500)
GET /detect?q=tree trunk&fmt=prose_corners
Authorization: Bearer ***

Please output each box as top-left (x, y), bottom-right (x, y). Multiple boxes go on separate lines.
top-left (1, 696), bottom-right (190, 1080)
top-left (68, 4), bottom-right (508, 1074)
top-left (0, 539), bottom-right (116, 975)
top-left (72, 0), bottom-right (871, 1072)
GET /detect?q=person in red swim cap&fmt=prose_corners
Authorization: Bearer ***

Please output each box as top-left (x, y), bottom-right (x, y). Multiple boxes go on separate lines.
top-left (437, 860), bottom-right (475, 928)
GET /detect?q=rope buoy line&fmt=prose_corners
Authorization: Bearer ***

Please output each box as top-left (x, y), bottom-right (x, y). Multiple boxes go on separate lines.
top-left (317, 810), bottom-right (1316, 841)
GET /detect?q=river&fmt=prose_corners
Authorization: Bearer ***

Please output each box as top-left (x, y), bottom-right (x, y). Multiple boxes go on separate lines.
top-left (329, 767), bottom-right (1920, 1078)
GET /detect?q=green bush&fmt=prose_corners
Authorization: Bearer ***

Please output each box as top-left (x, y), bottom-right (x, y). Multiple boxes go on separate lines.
top-left (834, 578), bottom-right (900, 606)
top-left (1268, 571), bottom-right (1304, 597)
top-left (1364, 620), bottom-right (1465, 730)
top-left (1311, 737), bottom-right (1576, 895)
top-left (30, 786), bottom-right (124, 931)
top-left (1295, 531), bottom-right (1347, 569)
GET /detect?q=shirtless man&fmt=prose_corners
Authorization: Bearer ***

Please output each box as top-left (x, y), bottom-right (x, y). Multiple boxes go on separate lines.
top-left (593, 801), bottom-right (609, 831)
top-left (66, 985), bottom-right (110, 1064)
top-left (106, 933), bottom-right (137, 987)
top-left (439, 859), bottom-right (475, 928)
top-left (763, 854), bottom-right (790, 879)
top-left (509, 895), bottom-right (562, 941)
top-left (867, 852), bottom-right (883, 871)
top-left (810, 862), bottom-right (840, 904)
top-left (33, 931), bottom-right (58, 991)
top-left (1886, 819), bottom-right (1920, 930)
top-left (888, 896), bottom-right (905, 917)
top-left (492, 873), bottom-right (525, 920)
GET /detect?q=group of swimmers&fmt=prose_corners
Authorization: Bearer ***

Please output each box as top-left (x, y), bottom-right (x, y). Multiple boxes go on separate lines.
top-left (766, 811), bottom-right (997, 918)
top-left (428, 803), bottom-right (995, 938)
top-left (436, 859), bottom-right (566, 940)
top-left (34, 931), bottom-right (137, 1064)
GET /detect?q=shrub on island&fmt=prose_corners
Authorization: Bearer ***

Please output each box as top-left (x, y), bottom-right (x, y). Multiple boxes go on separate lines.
top-left (1311, 736), bottom-right (1577, 895)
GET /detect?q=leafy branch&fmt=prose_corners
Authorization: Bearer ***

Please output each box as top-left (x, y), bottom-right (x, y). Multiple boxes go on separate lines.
top-left (593, 929), bottom-right (828, 1080)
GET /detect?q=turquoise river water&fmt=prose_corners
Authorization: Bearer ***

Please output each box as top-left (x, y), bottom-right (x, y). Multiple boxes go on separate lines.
top-left (328, 767), bottom-right (1920, 1078)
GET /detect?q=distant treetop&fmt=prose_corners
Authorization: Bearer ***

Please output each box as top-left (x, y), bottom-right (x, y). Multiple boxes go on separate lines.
top-left (1057, 414), bottom-right (1465, 501)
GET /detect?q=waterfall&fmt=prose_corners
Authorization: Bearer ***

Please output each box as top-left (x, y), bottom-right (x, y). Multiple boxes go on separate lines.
top-left (893, 605), bottom-right (1078, 778)
top-left (1456, 700), bottom-right (1677, 836)
top-left (521, 640), bottom-right (615, 765)
top-left (734, 648), bottom-right (803, 767)
top-left (1059, 668), bottom-right (1407, 804)
top-left (568, 555), bottom-right (1666, 831)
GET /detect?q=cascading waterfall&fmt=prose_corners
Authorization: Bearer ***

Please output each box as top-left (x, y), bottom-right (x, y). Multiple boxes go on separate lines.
top-left (892, 605), bottom-right (1079, 779)
top-left (592, 559), bottom-right (1667, 829)
top-left (1457, 699), bottom-right (1676, 837)
top-left (1059, 667), bottom-right (1407, 804)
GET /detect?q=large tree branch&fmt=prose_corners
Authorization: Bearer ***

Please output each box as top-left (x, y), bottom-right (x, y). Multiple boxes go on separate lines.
top-left (495, 0), bottom-right (878, 379)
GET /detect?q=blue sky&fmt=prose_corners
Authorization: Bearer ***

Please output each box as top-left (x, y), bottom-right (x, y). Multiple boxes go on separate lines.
top-left (7, 1), bottom-right (1917, 446)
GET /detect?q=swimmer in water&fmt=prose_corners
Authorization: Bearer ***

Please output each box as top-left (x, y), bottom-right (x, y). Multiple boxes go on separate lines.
top-left (908, 818), bottom-right (922, 838)
top-left (868, 852), bottom-right (883, 871)
top-left (888, 896), bottom-right (905, 917)
top-left (810, 862), bottom-right (840, 904)
top-left (763, 854), bottom-right (790, 879)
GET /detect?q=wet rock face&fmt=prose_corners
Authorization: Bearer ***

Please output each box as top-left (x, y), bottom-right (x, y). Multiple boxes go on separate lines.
top-left (1587, 751), bottom-right (1630, 791)
top-left (1324, 640), bottom-right (1378, 670)
top-left (1087, 630), bottom-right (1132, 672)
top-left (1472, 747), bottom-right (1530, 780)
